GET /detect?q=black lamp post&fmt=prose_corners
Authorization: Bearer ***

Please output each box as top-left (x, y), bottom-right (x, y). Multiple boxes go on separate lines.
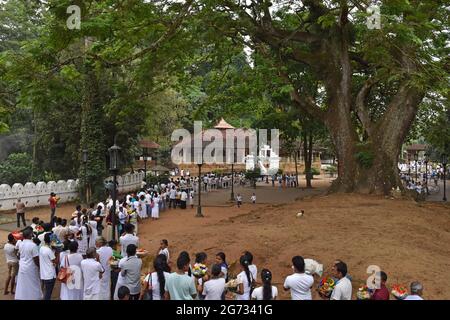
top-left (108, 143), bottom-right (121, 239)
top-left (414, 152), bottom-right (419, 183)
top-left (442, 154), bottom-right (447, 202)
top-left (82, 149), bottom-right (88, 204)
top-left (424, 153), bottom-right (429, 195)
top-left (231, 163), bottom-right (235, 201)
top-left (196, 163), bottom-right (203, 217)
top-left (195, 145), bottom-right (204, 217)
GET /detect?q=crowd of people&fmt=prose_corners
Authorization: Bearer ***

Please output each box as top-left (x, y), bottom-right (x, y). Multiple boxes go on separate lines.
top-left (2, 172), bottom-right (430, 301)
top-left (4, 216), bottom-right (426, 301)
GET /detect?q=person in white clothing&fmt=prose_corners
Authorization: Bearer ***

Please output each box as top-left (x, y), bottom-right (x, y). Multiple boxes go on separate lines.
top-left (243, 251), bottom-right (257, 282)
top-left (283, 256), bottom-right (314, 300)
top-left (330, 261), bottom-right (352, 300)
top-left (158, 239), bottom-right (170, 262)
top-left (236, 255), bottom-right (254, 300)
top-left (15, 229), bottom-right (42, 300)
top-left (404, 281), bottom-right (424, 300)
top-left (140, 254), bottom-right (170, 300)
top-left (60, 241), bottom-right (84, 300)
top-left (252, 269), bottom-right (278, 300)
top-left (96, 237), bottom-right (113, 300)
top-left (119, 224), bottom-right (139, 257)
top-left (4, 233), bottom-right (18, 295)
top-left (138, 194), bottom-right (147, 219)
top-left (151, 193), bottom-right (160, 220)
top-left (201, 264), bottom-right (225, 300)
top-left (39, 233), bottom-right (57, 300)
top-left (80, 248), bottom-right (104, 300)
top-left (88, 215), bottom-right (98, 249)
top-left (52, 218), bottom-right (64, 241)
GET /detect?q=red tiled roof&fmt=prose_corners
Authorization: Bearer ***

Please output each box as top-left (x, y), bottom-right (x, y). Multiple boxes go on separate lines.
top-left (139, 140), bottom-right (160, 149)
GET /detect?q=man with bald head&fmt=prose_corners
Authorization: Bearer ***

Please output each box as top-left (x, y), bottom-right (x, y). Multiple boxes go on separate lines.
top-left (404, 281), bottom-right (424, 300)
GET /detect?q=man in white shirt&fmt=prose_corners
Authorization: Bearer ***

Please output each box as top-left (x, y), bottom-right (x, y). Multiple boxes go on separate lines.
top-left (52, 218), bottom-right (64, 241)
top-left (119, 224), bottom-right (139, 257)
top-left (284, 256), bottom-right (314, 300)
top-left (39, 233), bottom-right (57, 300)
top-left (330, 261), bottom-right (352, 300)
top-left (4, 233), bottom-right (18, 295)
top-left (404, 281), bottom-right (424, 300)
top-left (169, 187), bottom-right (177, 209)
top-left (180, 190), bottom-right (188, 209)
top-left (81, 248), bottom-right (105, 300)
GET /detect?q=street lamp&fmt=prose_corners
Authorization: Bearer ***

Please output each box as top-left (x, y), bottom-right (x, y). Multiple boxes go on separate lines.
top-left (414, 152), bottom-right (419, 183)
top-left (424, 152), bottom-right (429, 195)
top-left (108, 143), bottom-right (121, 239)
top-left (442, 154), bottom-right (447, 202)
top-left (82, 149), bottom-right (88, 204)
top-left (194, 144), bottom-right (204, 217)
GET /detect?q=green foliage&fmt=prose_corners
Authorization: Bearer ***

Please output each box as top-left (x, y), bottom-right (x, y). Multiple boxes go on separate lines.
top-left (0, 152), bottom-right (33, 185)
top-left (304, 167), bottom-right (321, 176)
top-left (324, 165), bottom-right (337, 174)
top-left (355, 143), bottom-right (375, 169)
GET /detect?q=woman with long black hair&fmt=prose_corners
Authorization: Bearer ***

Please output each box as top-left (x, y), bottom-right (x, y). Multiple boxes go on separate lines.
top-left (251, 269), bottom-right (278, 300)
top-left (141, 254), bottom-right (171, 300)
top-left (215, 252), bottom-right (228, 281)
top-left (236, 255), bottom-right (253, 300)
top-left (179, 251), bottom-right (193, 277)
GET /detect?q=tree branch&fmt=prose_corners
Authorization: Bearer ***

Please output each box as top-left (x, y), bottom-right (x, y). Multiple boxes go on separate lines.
top-left (91, 0), bottom-right (194, 67)
top-left (355, 77), bottom-right (377, 136)
top-left (278, 70), bottom-right (326, 121)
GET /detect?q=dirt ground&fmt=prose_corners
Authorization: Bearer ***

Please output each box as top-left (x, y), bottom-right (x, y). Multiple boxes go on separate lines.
top-left (1, 176), bottom-right (450, 300)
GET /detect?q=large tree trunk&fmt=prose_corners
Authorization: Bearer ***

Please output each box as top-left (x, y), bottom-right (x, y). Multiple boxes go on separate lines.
top-left (294, 150), bottom-right (299, 187)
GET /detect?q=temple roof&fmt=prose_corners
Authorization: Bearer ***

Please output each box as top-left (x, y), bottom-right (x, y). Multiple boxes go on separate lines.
top-left (214, 118), bottom-right (235, 130)
top-left (139, 140), bottom-right (160, 149)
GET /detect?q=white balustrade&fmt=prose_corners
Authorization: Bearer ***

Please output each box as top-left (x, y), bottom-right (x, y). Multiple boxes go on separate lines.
top-left (0, 172), bottom-right (144, 211)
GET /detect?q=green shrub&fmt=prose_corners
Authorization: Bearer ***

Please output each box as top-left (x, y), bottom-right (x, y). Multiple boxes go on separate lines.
top-left (0, 152), bottom-right (33, 185)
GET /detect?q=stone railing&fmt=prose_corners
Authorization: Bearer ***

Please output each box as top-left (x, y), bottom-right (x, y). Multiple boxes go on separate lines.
top-left (0, 180), bottom-right (80, 211)
top-left (0, 172), bottom-right (145, 211)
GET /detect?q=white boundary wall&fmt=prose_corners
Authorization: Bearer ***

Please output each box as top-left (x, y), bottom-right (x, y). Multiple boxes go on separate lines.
top-left (0, 172), bottom-right (144, 211)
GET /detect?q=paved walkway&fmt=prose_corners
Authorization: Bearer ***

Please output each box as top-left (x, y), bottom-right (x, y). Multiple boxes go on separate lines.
top-left (424, 179), bottom-right (449, 202)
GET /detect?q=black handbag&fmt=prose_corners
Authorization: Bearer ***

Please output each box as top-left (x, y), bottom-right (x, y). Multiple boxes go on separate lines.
top-left (142, 274), bottom-right (153, 300)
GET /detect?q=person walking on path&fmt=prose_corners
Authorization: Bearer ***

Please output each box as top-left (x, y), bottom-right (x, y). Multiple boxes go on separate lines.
top-left (16, 198), bottom-right (26, 228)
top-left (236, 194), bottom-right (243, 208)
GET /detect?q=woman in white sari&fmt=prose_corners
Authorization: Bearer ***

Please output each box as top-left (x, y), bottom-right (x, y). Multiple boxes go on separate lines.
top-left (15, 229), bottom-right (42, 300)
top-left (88, 215), bottom-right (98, 249)
top-left (77, 216), bottom-right (90, 257)
top-left (96, 237), bottom-right (113, 300)
top-left (60, 241), bottom-right (84, 300)
top-left (151, 193), bottom-right (160, 220)
top-left (138, 195), bottom-right (147, 219)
